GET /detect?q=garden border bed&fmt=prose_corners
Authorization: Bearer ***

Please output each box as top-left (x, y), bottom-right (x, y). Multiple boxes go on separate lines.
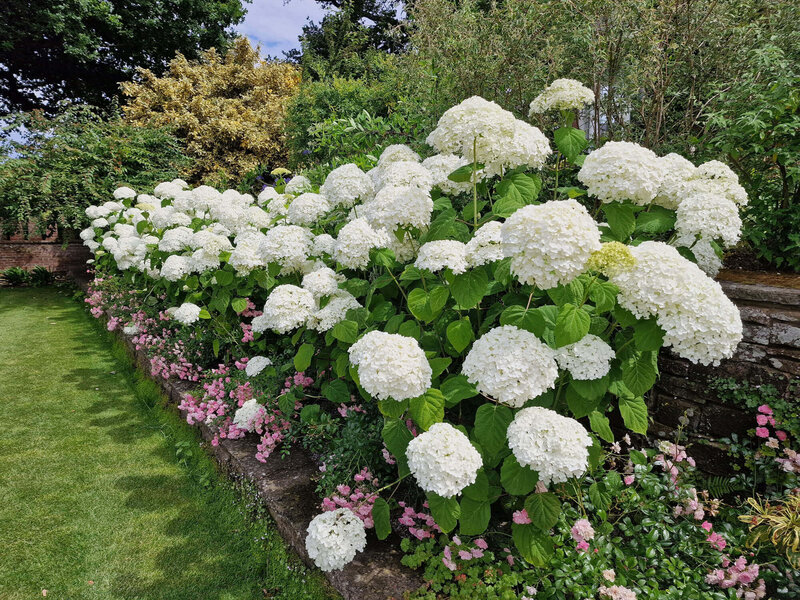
top-left (98, 308), bottom-right (424, 600)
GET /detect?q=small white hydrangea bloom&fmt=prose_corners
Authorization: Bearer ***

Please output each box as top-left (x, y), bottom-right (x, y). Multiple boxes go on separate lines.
top-left (287, 192), bottom-right (331, 226)
top-left (305, 508), bottom-right (367, 572)
top-left (160, 254), bottom-right (194, 281)
top-left (675, 191), bottom-right (742, 247)
top-left (333, 218), bottom-right (390, 269)
top-left (113, 186), bottom-right (137, 200)
top-left (406, 422), bottom-right (483, 498)
top-left (257, 186), bottom-right (280, 206)
top-left (307, 291), bottom-right (362, 332)
top-left (672, 235), bottom-right (722, 277)
top-left (258, 225), bottom-right (313, 274)
top-left (233, 399), bottom-right (266, 432)
top-left (528, 79), bottom-right (595, 114)
top-left (173, 302), bottom-right (202, 325)
top-left (421, 154), bottom-right (473, 195)
top-left (501, 199), bottom-right (601, 289)
top-left (415, 240), bottom-right (469, 274)
top-left (465, 221), bottom-right (504, 266)
top-left (158, 226), bottom-right (195, 252)
top-left (507, 407), bottom-right (592, 486)
top-left (360, 185), bottom-right (433, 232)
top-left (373, 161), bottom-right (434, 191)
top-left (653, 153), bottom-right (697, 210)
top-left (348, 331), bottom-right (431, 401)
top-left (483, 120), bottom-right (552, 178)
top-left (229, 231), bottom-right (267, 275)
top-left (311, 233), bottom-right (337, 257)
top-left (302, 267), bottom-right (344, 299)
top-left (320, 163), bottom-right (375, 208)
top-left (245, 356), bottom-right (272, 377)
top-left (578, 141), bottom-right (664, 205)
top-left (258, 285), bottom-right (315, 334)
top-left (692, 160), bottom-right (748, 206)
top-left (284, 175), bottom-right (312, 196)
top-left (462, 325), bottom-right (558, 407)
top-left (554, 334), bottom-right (615, 380)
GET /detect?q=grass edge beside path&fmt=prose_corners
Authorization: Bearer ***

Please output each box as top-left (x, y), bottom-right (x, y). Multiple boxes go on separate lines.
top-left (0, 287), bottom-right (339, 600)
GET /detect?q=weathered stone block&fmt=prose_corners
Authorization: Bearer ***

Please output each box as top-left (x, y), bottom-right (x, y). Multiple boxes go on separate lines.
top-left (772, 322), bottom-right (800, 348)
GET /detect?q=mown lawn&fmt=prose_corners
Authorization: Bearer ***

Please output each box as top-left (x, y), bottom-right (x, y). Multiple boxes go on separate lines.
top-left (0, 287), bottom-right (338, 600)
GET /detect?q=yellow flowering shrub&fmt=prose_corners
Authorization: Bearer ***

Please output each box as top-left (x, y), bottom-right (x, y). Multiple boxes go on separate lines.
top-left (122, 38), bottom-right (300, 183)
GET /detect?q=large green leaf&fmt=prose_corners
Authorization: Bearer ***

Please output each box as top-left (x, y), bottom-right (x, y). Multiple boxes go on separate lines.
top-left (409, 389), bottom-right (445, 430)
top-left (459, 496), bottom-right (491, 536)
top-left (566, 384), bottom-right (601, 418)
top-left (446, 317), bottom-right (474, 353)
top-left (382, 418), bottom-right (414, 476)
top-left (473, 403), bottom-right (513, 455)
top-left (427, 493), bottom-right (460, 533)
top-left (619, 395), bottom-right (649, 435)
top-left (294, 343), bottom-right (314, 372)
top-left (214, 269), bottom-right (234, 286)
top-left (589, 481), bottom-right (611, 511)
top-left (589, 410), bottom-right (614, 443)
top-left (500, 454), bottom-right (539, 495)
top-left (372, 498), bottom-right (391, 540)
top-left (450, 269), bottom-right (489, 309)
top-left (621, 351), bottom-right (658, 396)
top-left (602, 202), bottom-right (636, 240)
top-left (633, 318), bottom-right (665, 351)
top-left (588, 281), bottom-right (619, 313)
top-left (554, 303), bottom-right (590, 347)
top-left (554, 127), bottom-right (588, 163)
top-left (512, 523), bottom-right (554, 566)
top-left (331, 319), bottom-right (359, 344)
top-left (496, 173), bottom-right (541, 207)
top-left (499, 306), bottom-right (547, 336)
top-left (635, 206), bottom-right (676, 234)
top-left (322, 379), bottom-right (350, 404)
top-left (524, 492), bottom-right (561, 531)
top-left (441, 375), bottom-right (477, 407)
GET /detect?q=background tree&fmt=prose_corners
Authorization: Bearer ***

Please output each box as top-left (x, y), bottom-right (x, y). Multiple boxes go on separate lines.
top-left (121, 38), bottom-right (300, 184)
top-left (0, 0), bottom-right (248, 114)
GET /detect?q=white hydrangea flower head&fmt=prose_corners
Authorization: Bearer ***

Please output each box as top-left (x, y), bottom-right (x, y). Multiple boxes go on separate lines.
top-left (554, 334), bottom-right (615, 380)
top-left (229, 230), bottom-right (267, 275)
top-left (191, 185), bottom-right (222, 211)
top-left (320, 163), bottom-right (375, 208)
top-left (113, 186), bottom-right (137, 200)
top-left (675, 191), bottom-right (741, 247)
top-left (673, 235), bottom-right (722, 277)
top-left (609, 241), bottom-right (742, 365)
top-left (149, 206), bottom-right (192, 229)
top-left (86, 204), bottom-right (109, 219)
top-left (483, 120), bottom-right (552, 178)
top-left (333, 218), bottom-right (390, 269)
top-left (307, 291), bottom-right (362, 332)
top-left (244, 205), bottom-right (271, 229)
top-left (465, 221), bottom-right (504, 266)
top-left (653, 153), bottom-right (697, 210)
top-left (191, 229), bottom-right (233, 254)
top-left (501, 199), bottom-right (601, 289)
top-left (245, 356), bottom-right (272, 378)
top-left (507, 407), bottom-right (592, 486)
top-left (578, 141), bottom-right (664, 205)
top-left (171, 190), bottom-right (196, 214)
top-left (692, 160), bottom-right (748, 206)
top-left (123, 324), bottom-right (139, 335)
top-left (374, 161), bottom-right (434, 191)
top-left (258, 225), bottom-right (313, 274)
top-left (91, 217), bottom-right (109, 229)
top-left (462, 325), bottom-right (558, 407)
top-left (190, 247), bottom-right (221, 273)
top-left (259, 284), bottom-right (315, 334)
top-left (158, 226), bottom-right (195, 252)
top-left (415, 240), bottom-right (469, 274)
top-left (312, 233), bottom-right (337, 257)
top-left (287, 192), bottom-right (331, 226)
top-left (257, 186), bottom-right (280, 206)
top-left (528, 79), bottom-right (595, 114)
top-left (233, 399), bottom-right (266, 432)
top-left (84, 240), bottom-right (100, 252)
top-left (386, 231), bottom-right (420, 264)
top-left (348, 331), bottom-right (432, 401)
top-left (377, 144), bottom-right (420, 168)
top-left (81, 226), bottom-right (96, 240)
top-left (302, 267), bottom-right (344, 299)
top-left (172, 302), bottom-right (202, 325)
top-left (421, 154), bottom-right (473, 195)
top-left (284, 175), bottom-right (312, 196)
top-left (426, 96), bottom-right (517, 163)
top-left (153, 181), bottom-right (184, 199)
top-left (305, 508), bottom-right (367, 572)
top-left (264, 194), bottom-right (289, 223)
top-left (160, 254), bottom-right (194, 281)
top-left (406, 422), bottom-right (483, 498)
top-left (360, 185), bottom-right (433, 231)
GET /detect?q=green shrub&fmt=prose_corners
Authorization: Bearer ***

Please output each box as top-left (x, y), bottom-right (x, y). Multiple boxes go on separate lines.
top-left (1, 267), bottom-right (30, 286)
top-left (29, 265), bottom-right (55, 287)
top-left (0, 104), bottom-right (190, 240)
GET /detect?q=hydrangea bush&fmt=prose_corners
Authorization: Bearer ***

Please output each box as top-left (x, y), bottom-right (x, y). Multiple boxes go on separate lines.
top-left (75, 83), bottom-right (799, 597)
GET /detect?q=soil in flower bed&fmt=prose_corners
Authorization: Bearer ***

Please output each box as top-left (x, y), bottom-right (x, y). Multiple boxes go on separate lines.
top-left (0, 287), bottom-right (339, 600)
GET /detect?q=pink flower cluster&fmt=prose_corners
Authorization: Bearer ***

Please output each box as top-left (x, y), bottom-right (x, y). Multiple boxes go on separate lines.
top-left (441, 536), bottom-right (489, 571)
top-left (337, 402), bottom-right (366, 418)
top-left (598, 585), bottom-right (637, 600)
top-left (571, 518), bottom-right (595, 553)
top-left (673, 488), bottom-right (720, 521)
top-left (706, 556), bottom-right (766, 599)
top-left (701, 521), bottom-right (727, 551)
top-left (321, 468), bottom-right (379, 528)
top-left (755, 404), bottom-right (788, 443)
top-left (397, 501), bottom-right (441, 540)
top-left (512, 508), bottom-right (531, 525)
top-left (654, 442), bottom-right (695, 486)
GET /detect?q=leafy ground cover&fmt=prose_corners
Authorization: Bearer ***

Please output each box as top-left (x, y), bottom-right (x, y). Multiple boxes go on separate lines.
top-left (0, 287), bottom-right (338, 600)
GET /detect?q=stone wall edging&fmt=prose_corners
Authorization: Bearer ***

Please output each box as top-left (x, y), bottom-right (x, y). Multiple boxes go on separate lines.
top-left (106, 312), bottom-right (424, 600)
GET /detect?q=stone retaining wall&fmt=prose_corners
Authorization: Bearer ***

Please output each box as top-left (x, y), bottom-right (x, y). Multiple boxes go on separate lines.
top-left (0, 241), bottom-right (90, 279)
top-left (109, 313), bottom-right (424, 600)
top-left (649, 271), bottom-right (800, 472)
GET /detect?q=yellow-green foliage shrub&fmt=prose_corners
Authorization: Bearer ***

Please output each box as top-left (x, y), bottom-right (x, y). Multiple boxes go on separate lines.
top-left (122, 38), bottom-right (300, 184)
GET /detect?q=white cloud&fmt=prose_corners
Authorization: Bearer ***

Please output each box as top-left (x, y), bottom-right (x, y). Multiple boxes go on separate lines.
top-left (237, 0), bottom-right (329, 57)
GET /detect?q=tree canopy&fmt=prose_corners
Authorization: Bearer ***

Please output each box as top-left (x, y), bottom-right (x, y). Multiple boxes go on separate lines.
top-left (0, 0), bottom-right (249, 114)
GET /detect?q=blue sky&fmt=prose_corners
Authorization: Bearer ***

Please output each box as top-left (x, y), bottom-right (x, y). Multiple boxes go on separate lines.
top-left (236, 0), bottom-right (329, 57)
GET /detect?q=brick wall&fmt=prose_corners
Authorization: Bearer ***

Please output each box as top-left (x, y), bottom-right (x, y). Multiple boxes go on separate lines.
top-left (649, 271), bottom-right (800, 472)
top-left (0, 241), bottom-right (91, 279)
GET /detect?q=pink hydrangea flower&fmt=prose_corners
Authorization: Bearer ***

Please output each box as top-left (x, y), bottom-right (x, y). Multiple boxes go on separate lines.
top-left (755, 427), bottom-right (770, 438)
